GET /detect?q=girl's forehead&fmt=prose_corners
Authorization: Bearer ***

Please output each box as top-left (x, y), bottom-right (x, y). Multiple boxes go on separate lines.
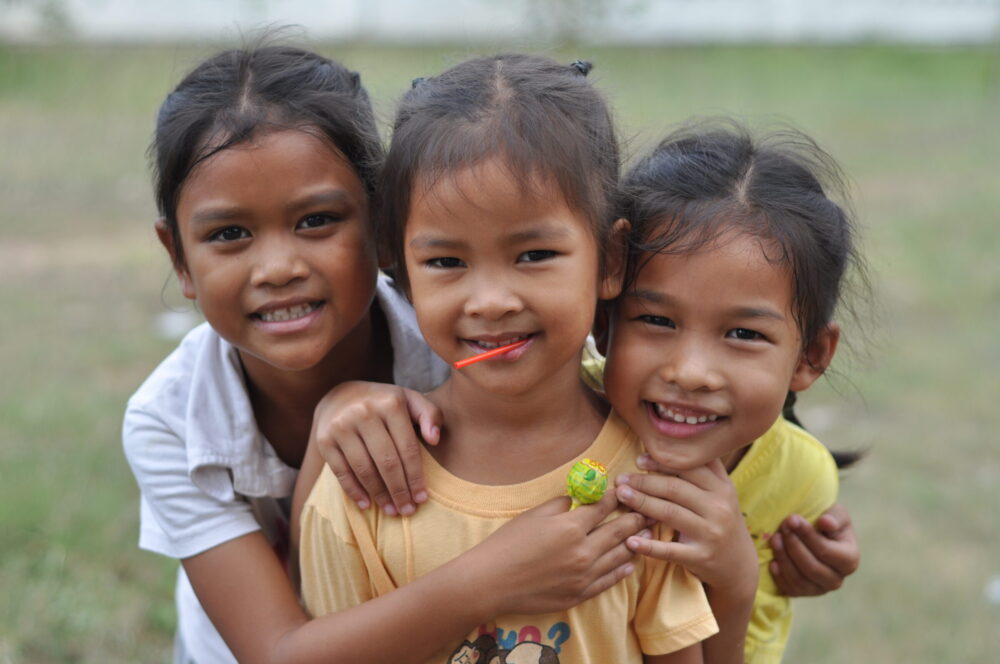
top-left (635, 233), bottom-right (794, 307)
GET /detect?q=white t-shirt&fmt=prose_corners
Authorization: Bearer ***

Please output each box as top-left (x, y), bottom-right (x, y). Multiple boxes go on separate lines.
top-left (123, 273), bottom-right (449, 664)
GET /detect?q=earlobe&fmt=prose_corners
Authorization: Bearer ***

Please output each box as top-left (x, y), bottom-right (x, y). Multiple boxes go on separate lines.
top-left (599, 218), bottom-right (631, 300)
top-left (790, 322), bottom-right (841, 391)
top-left (154, 218), bottom-right (196, 301)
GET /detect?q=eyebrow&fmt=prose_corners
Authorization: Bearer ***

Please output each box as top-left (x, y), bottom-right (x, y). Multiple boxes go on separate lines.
top-left (188, 189), bottom-right (353, 225)
top-left (408, 225), bottom-right (573, 251)
top-left (626, 289), bottom-right (786, 321)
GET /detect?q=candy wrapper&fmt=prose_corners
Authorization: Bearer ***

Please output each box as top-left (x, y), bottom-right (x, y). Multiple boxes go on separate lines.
top-left (566, 458), bottom-right (608, 509)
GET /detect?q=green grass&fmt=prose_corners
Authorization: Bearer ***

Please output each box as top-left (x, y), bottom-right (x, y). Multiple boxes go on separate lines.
top-left (1, 41), bottom-right (998, 662)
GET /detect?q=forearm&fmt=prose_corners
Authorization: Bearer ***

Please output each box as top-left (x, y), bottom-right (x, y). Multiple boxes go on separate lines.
top-left (700, 584), bottom-right (754, 664)
top-left (189, 534), bottom-right (497, 664)
top-left (276, 551), bottom-right (494, 663)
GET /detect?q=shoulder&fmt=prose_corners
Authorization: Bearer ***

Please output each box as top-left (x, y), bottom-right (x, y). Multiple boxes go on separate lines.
top-left (733, 417), bottom-right (838, 526)
top-left (125, 322), bottom-right (218, 416)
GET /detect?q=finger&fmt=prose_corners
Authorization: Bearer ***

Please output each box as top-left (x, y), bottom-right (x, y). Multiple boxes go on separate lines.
top-left (785, 513), bottom-right (859, 577)
top-left (384, 407), bottom-right (432, 507)
top-left (564, 488), bottom-right (621, 530)
top-left (769, 531), bottom-right (824, 596)
top-left (588, 510), bottom-right (648, 551)
top-left (615, 477), bottom-right (704, 527)
top-left (356, 415), bottom-right (417, 515)
top-left (780, 527), bottom-right (845, 592)
top-left (814, 503), bottom-right (851, 534)
top-left (321, 444), bottom-right (371, 510)
top-left (580, 557), bottom-right (637, 601)
top-left (338, 427), bottom-right (399, 516)
top-left (625, 535), bottom-right (700, 568)
top-left (636, 455), bottom-right (726, 492)
top-left (403, 389), bottom-right (444, 446)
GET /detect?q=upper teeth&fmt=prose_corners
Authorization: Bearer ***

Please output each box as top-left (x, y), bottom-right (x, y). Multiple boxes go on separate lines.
top-left (476, 335), bottom-right (527, 349)
top-left (258, 303), bottom-right (318, 322)
top-left (653, 403), bottom-right (719, 424)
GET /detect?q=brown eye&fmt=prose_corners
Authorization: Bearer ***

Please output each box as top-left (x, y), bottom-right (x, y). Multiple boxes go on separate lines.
top-left (727, 328), bottom-right (764, 341)
top-left (209, 226), bottom-right (249, 242)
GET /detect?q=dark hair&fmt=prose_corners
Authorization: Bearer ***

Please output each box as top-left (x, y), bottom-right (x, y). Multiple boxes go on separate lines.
top-left (621, 119), bottom-right (867, 352)
top-left (377, 53), bottom-right (620, 292)
top-left (620, 120), bottom-right (870, 467)
top-left (150, 43), bottom-right (383, 267)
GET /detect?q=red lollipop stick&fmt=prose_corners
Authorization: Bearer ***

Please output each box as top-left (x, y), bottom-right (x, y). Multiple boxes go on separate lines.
top-left (453, 339), bottom-right (530, 369)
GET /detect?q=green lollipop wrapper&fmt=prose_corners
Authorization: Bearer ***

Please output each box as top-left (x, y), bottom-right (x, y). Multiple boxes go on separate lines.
top-left (566, 458), bottom-right (608, 509)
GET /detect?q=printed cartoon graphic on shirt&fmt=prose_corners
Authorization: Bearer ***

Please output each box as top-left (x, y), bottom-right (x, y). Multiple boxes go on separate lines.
top-left (447, 623), bottom-right (568, 663)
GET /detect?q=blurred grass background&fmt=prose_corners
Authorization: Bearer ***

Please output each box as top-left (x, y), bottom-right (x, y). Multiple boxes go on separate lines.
top-left (1, 41), bottom-right (998, 662)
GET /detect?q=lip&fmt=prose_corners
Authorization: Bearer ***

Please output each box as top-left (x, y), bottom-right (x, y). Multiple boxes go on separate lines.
top-left (460, 332), bottom-right (536, 363)
top-left (249, 298), bottom-right (325, 335)
top-left (644, 400), bottom-right (725, 439)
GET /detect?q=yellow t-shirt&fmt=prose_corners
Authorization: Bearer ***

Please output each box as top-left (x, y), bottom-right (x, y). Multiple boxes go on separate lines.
top-left (731, 417), bottom-right (838, 663)
top-left (582, 347), bottom-right (838, 663)
top-left (300, 412), bottom-right (718, 663)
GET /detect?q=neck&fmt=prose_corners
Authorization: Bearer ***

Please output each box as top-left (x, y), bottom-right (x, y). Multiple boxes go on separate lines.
top-left (240, 303), bottom-right (392, 468)
top-left (428, 354), bottom-right (607, 484)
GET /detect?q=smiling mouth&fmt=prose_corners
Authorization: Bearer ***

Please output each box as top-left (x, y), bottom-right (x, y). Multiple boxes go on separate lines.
top-left (650, 402), bottom-right (722, 425)
top-left (252, 302), bottom-right (322, 323)
top-left (464, 334), bottom-right (533, 350)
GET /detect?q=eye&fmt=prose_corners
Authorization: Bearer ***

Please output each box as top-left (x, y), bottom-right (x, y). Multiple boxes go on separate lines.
top-left (209, 226), bottom-right (250, 242)
top-left (297, 213), bottom-right (341, 230)
top-left (637, 314), bottom-right (675, 328)
top-left (518, 250), bottom-right (556, 263)
top-left (727, 328), bottom-right (765, 341)
top-left (426, 257), bottom-right (465, 269)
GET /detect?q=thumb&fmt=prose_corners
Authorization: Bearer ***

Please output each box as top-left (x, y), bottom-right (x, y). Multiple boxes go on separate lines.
top-left (404, 388), bottom-right (443, 445)
top-left (524, 494), bottom-right (575, 517)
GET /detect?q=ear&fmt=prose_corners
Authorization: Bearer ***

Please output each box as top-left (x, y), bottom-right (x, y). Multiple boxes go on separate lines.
top-left (154, 218), bottom-right (196, 300)
top-left (789, 322), bottom-right (840, 391)
top-left (599, 218), bottom-right (630, 301)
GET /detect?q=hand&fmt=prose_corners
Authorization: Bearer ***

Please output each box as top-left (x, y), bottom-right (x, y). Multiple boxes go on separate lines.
top-left (769, 503), bottom-right (859, 596)
top-left (310, 381), bottom-right (442, 516)
top-left (473, 491), bottom-right (646, 616)
top-left (615, 456), bottom-right (757, 600)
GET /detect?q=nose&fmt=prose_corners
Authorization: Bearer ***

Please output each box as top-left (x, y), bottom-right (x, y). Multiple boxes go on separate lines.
top-left (250, 235), bottom-right (309, 288)
top-left (463, 271), bottom-right (524, 320)
top-left (658, 334), bottom-right (725, 393)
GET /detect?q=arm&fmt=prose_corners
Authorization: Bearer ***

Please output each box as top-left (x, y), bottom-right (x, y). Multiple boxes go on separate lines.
top-left (616, 458), bottom-right (756, 664)
top-left (769, 503), bottom-right (860, 596)
top-left (645, 644), bottom-right (703, 664)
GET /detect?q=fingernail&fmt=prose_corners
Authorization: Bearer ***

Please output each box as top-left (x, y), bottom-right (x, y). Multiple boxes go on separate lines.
top-left (790, 514), bottom-right (804, 529)
top-left (400, 504), bottom-right (415, 516)
top-left (636, 454), bottom-right (652, 469)
top-left (771, 533), bottom-right (782, 550)
top-left (623, 563), bottom-right (635, 575)
top-left (615, 473), bottom-right (630, 486)
top-left (356, 498), bottom-right (370, 510)
top-left (638, 528), bottom-right (652, 539)
top-left (617, 485), bottom-right (634, 500)
top-left (383, 504), bottom-right (398, 517)
top-left (414, 490), bottom-right (429, 503)
top-left (429, 425), bottom-right (440, 440)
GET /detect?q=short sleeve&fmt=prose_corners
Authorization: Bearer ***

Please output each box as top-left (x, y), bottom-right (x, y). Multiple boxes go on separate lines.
top-left (634, 554), bottom-right (718, 655)
top-left (299, 469), bottom-right (375, 616)
top-left (123, 403), bottom-right (260, 559)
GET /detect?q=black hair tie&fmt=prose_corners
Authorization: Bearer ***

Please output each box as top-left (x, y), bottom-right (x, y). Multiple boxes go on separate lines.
top-left (570, 60), bottom-right (593, 77)
top-left (411, 76), bottom-right (426, 89)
